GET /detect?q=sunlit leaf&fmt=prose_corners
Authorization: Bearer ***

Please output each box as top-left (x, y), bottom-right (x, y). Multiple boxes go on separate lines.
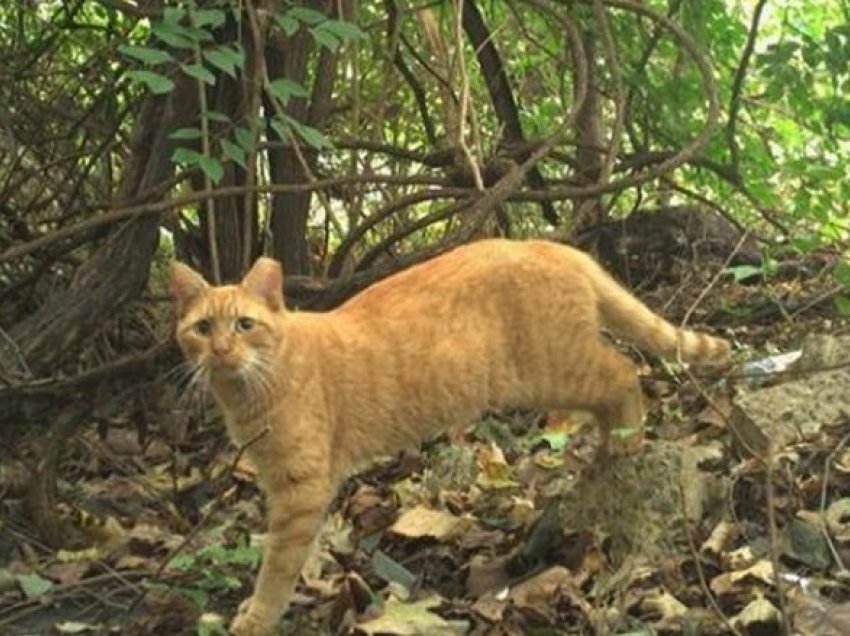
top-left (118, 45), bottom-right (174, 65)
top-left (267, 78), bottom-right (309, 103)
top-left (181, 62), bottom-right (216, 84)
top-left (198, 156), bottom-right (224, 183)
top-left (126, 70), bottom-right (174, 94)
top-left (221, 139), bottom-right (247, 168)
top-left (169, 127), bottom-right (202, 140)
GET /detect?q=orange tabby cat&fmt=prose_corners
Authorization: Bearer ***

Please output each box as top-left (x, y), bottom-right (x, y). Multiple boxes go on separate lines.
top-left (169, 239), bottom-right (729, 635)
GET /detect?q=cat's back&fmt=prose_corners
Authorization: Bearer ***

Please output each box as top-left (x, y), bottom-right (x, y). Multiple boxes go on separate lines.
top-left (336, 239), bottom-right (582, 316)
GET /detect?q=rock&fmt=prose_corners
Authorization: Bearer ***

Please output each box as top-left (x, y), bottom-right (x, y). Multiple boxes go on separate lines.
top-left (557, 442), bottom-right (727, 560)
top-left (732, 335), bottom-right (850, 454)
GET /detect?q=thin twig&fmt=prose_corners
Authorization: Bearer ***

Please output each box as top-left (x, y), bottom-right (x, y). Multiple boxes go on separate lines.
top-left (677, 478), bottom-right (742, 636)
top-left (764, 443), bottom-right (792, 635)
top-left (819, 431), bottom-right (850, 574)
top-left (125, 425), bottom-right (271, 614)
top-left (681, 229), bottom-right (752, 328)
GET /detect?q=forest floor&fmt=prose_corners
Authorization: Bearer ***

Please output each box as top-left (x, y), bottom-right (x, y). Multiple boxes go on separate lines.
top-left (2, 262), bottom-right (850, 636)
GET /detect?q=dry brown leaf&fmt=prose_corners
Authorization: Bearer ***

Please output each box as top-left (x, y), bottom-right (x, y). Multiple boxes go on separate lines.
top-left (710, 559), bottom-right (775, 597)
top-left (790, 587), bottom-right (850, 636)
top-left (639, 587), bottom-right (688, 629)
top-left (509, 566), bottom-right (579, 611)
top-left (475, 443), bottom-right (519, 490)
top-left (389, 505), bottom-right (473, 541)
top-left (730, 595), bottom-right (780, 631)
top-left (466, 554), bottom-right (511, 598)
top-left (701, 520), bottom-right (738, 557)
top-left (825, 498), bottom-right (850, 543)
top-left (470, 594), bottom-right (508, 622)
top-left (723, 545), bottom-right (758, 570)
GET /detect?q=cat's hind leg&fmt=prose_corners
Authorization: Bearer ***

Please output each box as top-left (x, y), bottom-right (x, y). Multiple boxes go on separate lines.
top-left (550, 342), bottom-right (645, 458)
top-left (587, 345), bottom-right (645, 458)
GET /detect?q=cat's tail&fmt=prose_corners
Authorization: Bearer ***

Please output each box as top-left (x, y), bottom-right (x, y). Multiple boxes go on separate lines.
top-left (582, 253), bottom-right (731, 366)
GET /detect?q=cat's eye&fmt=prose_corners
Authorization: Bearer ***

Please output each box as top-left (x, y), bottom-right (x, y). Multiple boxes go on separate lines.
top-left (193, 318), bottom-right (212, 336)
top-left (235, 316), bottom-right (255, 333)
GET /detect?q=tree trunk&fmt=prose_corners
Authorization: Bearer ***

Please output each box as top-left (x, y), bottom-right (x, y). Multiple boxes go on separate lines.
top-left (7, 75), bottom-right (199, 377)
top-left (266, 0), bottom-right (338, 276)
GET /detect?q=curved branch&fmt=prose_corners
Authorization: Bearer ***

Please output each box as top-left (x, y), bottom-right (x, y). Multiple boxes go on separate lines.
top-left (461, 0), bottom-right (559, 225)
top-left (385, 0), bottom-right (438, 146)
top-left (727, 0), bottom-right (768, 172)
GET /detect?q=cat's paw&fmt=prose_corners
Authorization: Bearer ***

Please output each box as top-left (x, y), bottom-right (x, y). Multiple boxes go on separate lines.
top-left (229, 598), bottom-right (277, 636)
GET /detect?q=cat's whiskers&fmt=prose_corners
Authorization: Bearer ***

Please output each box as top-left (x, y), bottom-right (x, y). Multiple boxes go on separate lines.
top-left (175, 362), bottom-right (210, 416)
top-left (241, 352), bottom-right (276, 414)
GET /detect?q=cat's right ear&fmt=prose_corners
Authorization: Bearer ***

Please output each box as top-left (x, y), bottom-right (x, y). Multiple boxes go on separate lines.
top-left (169, 262), bottom-right (209, 315)
top-left (242, 257), bottom-right (284, 311)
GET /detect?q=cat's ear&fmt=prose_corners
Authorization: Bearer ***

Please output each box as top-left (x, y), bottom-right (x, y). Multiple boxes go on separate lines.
top-left (169, 262), bottom-right (209, 315)
top-left (242, 257), bottom-right (284, 311)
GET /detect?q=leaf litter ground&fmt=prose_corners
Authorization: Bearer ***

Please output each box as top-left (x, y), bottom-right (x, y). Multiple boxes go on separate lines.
top-left (3, 270), bottom-right (850, 635)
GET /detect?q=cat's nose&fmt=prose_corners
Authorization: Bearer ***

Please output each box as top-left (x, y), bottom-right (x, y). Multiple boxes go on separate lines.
top-left (211, 336), bottom-right (234, 355)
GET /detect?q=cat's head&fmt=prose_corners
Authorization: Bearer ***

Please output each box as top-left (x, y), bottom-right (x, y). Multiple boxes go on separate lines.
top-left (169, 258), bottom-right (284, 382)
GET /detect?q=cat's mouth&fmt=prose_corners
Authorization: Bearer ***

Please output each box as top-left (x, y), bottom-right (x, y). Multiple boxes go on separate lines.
top-left (205, 355), bottom-right (246, 376)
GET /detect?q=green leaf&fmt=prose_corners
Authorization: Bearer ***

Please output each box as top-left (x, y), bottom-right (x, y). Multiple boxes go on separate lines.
top-left (269, 117), bottom-right (292, 143)
top-left (372, 550), bottom-right (417, 592)
top-left (205, 110), bottom-right (231, 123)
top-left (273, 13), bottom-right (300, 37)
top-left (233, 126), bottom-right (253, 149)
top-left (834, 261), bottom-right (850, 286)
top-left (181, 63), bottom-right (216, 84)
top-left (221, 139), bottom-right (247, 168)
top-left (203, 45), bottom-right (245, 78)
top-left (310, 26), bottom-right (340, 51)
top-left (162, 6), bottom-right (186, 24)
top-left (168, 552), bottom-right (196, 571)
top-left (320, 19), bottom-right (363, 42)
top-left (172, 147), bottom-right (203, 165)
top-left (169, 127), bottom-right (202, 140)
top-left (152, 22), bottom-right (196, 49)
top-left (835, 295), bottom-right (850, 317)
top-left (178, 585), bottom-right (209, 609)
top-left (118, 44), bottom-right (174, 65)
top-left (191, 8), bottom-right (226, 29)
top-left (292, 120), bottom-right (334, 150)
top-left (17, 573), bottom-right (54, 599)
top-left (534, 430), bottom-right (569, 452)
top-left (287, 7), bottom-right (327, 25)
top-left (198, 156), bottom-right (224, 183)
top-left (126, 69), bottom-right (175, 94)
top-left (727, 264), bottom-right (763, 282)
top-left (267, 78), bottom-right (309, 103)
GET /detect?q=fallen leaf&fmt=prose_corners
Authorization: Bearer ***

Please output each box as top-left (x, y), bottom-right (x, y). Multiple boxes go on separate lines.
top-left (731, 595), bottom-right (780, 631)
top-left (55, 621), bottom-right (101, 633)
top-left (357, 594), bottom-right (467, 635)
top-left (17, 572), bottom-right (54, 599)
top-left (790, 587), bottom-right (850, 636)
top-left (710, 559), bottom-right (775, 596)
top-left (509, 566), bottom-right (579, 616)
top-left (826, 498), bottom-right (850, 543)
top-left (781, 518), bottom-right (831, 569)
top-left (701, 520), bottom-right (738, 556)
top-left (475, 443), bottom-right (520, 490)
top-left (639, 587), bottom-right (688, 629)
top-left (390, 505), bottom-right (473, 541)
top-left (372, 549), bottom-right (418, 593)
top-left (466, 554), bottom-right (511, 598)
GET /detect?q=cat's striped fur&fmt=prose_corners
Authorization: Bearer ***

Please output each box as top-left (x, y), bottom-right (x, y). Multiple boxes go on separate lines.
top-left (170, 239), bottom-right (730, 635)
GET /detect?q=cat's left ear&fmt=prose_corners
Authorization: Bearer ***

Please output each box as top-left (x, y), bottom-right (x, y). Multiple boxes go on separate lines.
top-left (169, 262), bottom-right (209, 315)
top-left (242, 257), bottom-right (284, 311)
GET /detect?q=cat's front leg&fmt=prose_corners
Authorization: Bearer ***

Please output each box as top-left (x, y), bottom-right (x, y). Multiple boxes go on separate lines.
top-left (230, 480), bottom-right (331, 636)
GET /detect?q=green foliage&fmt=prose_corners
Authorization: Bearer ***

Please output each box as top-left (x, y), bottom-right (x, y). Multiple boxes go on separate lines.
top-left (119, 0), bottom-right (359, 182)
top-left (166, 538), bottom-right (262, 610)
